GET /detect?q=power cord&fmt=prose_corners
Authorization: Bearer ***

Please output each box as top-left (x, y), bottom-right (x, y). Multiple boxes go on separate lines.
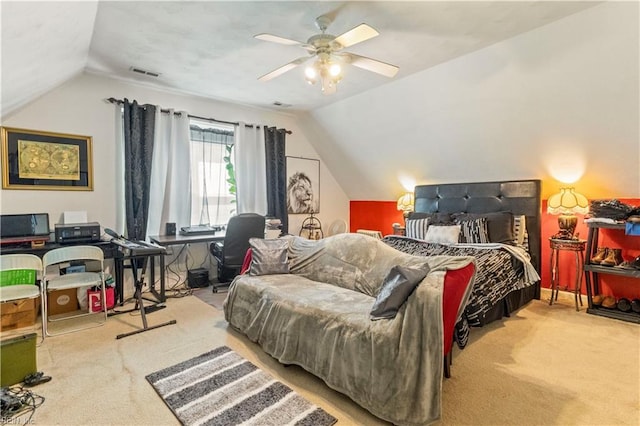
top-left (0, 385), bottom-right (45, 424)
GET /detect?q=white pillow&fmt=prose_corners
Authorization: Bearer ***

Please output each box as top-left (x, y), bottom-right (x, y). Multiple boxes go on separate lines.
top-left (425, 225), bottom-right (461, 244)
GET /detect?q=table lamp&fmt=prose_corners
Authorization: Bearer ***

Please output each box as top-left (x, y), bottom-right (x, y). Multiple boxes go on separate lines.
top-left (547, 187), bottom-right (589, 239)
top-left (397, 192), bottom-right (414, 220)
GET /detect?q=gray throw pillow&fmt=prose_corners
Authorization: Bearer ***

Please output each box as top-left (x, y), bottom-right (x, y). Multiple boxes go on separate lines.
top-left (249, 238), bottom-right (289, 275)
top-left (370, 265), bottom-right (429, 320)
top-left (451, 211), bottom-right (514, 244)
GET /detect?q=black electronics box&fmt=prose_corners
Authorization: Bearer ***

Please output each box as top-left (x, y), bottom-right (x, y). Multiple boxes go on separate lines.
top-left (55, 222), bottom-right (101, 243)
top-left (187, 268), bottom-right (209, 288)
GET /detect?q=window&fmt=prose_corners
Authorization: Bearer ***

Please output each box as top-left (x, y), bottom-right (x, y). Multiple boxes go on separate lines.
top-left (189, 120), bottom-right (235, 226)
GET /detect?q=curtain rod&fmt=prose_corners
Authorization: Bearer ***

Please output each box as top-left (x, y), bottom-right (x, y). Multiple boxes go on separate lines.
top-left (106, 97), bottom-right (291, 134)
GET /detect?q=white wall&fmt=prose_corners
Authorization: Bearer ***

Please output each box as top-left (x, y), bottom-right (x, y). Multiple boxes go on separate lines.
top-left (304, 2), bottom-right (639, 200)
top-left (1, 72), bottom-right (349, 237)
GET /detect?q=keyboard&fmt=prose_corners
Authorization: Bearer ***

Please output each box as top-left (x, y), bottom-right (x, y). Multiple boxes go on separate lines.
top-left (111, 239), bottom-right (166, 256)
top-left (179, 225), bottom-right (218, 235)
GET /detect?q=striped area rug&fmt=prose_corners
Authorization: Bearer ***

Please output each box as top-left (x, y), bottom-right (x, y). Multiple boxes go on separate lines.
top-left (146, 346), bottom-right (337, 426)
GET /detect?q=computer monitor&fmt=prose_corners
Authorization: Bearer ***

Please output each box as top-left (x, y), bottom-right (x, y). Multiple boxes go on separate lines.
top-left (0, 213), bottom-right (50, 242)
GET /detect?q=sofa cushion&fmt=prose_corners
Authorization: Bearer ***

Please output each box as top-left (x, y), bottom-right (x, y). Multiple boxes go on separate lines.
top-left (370, 265), bottom-right (429, 320)
top-left (285, 234), bottom-right (432, 297)
top-left (249, 238), bottom-right (289, 275)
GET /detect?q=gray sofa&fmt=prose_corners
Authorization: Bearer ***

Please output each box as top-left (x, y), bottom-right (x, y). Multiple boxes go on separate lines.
top-left (224, 234), bottom-right (475, 425)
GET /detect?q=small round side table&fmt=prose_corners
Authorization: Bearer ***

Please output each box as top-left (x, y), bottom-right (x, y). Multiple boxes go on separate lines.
top-left (549, 238), bottom-right (586, 311)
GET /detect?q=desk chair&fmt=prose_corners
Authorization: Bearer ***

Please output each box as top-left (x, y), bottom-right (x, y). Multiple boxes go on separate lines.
top-left (210, 213), bottom-right (265, 291)
top-left (0, 254), bottom-right (44, 339)
top-left (42, 246), bottom-right (107, 336)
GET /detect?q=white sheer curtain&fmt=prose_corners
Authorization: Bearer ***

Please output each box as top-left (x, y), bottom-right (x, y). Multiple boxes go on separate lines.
top-left (234, 122), bottom-right (267, 215)
top-left (114, 106), bottom-right (126, 236)
top-left (147, 109), bottom-right (192, 237)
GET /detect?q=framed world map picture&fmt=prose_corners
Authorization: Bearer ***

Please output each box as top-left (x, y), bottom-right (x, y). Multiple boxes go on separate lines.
top-left (1, 127), bottom-right (93, 190)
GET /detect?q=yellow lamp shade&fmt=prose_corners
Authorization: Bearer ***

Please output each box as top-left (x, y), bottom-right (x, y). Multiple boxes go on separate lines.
top-left (547, 187), bottom-right (588, 239)
top-left (547, 188), bottom-right (589, 215)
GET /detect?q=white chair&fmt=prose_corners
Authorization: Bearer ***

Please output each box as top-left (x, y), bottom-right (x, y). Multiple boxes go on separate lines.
top-left (42, 246), bottom-right (106, 336)
top-left (356, 229), bottom-right (383, 240)
top-left (0, 254), bottom-right (44, 339)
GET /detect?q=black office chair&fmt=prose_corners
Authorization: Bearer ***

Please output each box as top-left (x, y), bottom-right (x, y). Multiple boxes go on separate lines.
top-left (210, 213), bottom-right (265, 291)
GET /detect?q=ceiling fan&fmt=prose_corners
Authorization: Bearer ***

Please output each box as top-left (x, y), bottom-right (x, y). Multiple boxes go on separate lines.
top-left (255, 15), bottom-right (399, 95)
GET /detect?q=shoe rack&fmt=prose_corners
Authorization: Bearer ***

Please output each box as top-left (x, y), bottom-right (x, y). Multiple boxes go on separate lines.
top-left (584, 222), bottom-right (640, 324)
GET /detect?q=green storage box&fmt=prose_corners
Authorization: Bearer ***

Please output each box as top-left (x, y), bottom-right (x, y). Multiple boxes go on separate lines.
top-left (0, 333), bottom-right (37, 387)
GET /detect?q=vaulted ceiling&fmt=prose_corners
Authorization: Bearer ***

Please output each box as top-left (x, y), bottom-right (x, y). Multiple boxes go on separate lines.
top-left (1, 1), bottom-right (598, 119)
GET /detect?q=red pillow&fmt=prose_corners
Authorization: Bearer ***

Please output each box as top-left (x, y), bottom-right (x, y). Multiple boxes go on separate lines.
top-left (239, 248), bottom-right (253, 275)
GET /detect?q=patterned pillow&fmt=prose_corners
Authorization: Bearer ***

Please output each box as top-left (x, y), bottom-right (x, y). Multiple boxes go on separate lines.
top-left (512, 215), bottom-right (529, 249)
top-left (405, 218), bottom-right (429, 240)
top-left (451, 211), bottom-right (514, 244)
top-left (424, 224), bottom-right (461, 244)
top-left (456, 218), bottom-right (490, 244)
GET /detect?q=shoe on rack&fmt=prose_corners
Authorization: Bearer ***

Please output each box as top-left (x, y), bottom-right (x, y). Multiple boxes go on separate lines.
top-left (592, 294), bottom-right (603, 306)
top-left (601, 296), bottom-right (617, 309)
top-left (614, 261), bottom-right (634, 269)
top-left (600, 248), bottom-right (623, 266)
top-left (590, 247), bottom-right (608, 264)
top-left (617, 298), bottom-right (632, 312)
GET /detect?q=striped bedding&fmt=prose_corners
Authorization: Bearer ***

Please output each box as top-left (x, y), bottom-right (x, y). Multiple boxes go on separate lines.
top-left (382, 235), bottom-right (539, 347)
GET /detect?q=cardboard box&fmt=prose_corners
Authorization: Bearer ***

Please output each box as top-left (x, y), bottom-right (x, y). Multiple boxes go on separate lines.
top-left (0, 297), bottom-right (40, 332)
top-left (47, 288), bottom-right (79, 316)
top-left (0, 333), bottom-right (37, 387)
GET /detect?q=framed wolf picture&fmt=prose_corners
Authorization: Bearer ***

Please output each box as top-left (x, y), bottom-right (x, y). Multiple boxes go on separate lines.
top-left (286, 156), bottom-right (320, 214)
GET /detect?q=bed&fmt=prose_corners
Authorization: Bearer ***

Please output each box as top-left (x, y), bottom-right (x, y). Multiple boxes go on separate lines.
top-left (383, 179), bottom-right (542, 339)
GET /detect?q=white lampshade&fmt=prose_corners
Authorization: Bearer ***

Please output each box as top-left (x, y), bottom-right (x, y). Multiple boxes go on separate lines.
top-left (547, 188), bottom-right (589, 215)
top-left (397, 192), bottom-right (414, 213)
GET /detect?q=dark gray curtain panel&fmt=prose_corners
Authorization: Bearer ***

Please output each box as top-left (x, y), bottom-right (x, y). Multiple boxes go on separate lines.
top-left (123, 99), bottom-right (156, 240)
top-left (264, 127), bottom-right (288, 234)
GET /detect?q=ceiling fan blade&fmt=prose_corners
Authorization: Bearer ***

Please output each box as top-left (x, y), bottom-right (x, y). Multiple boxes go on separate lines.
top-left (255, 33), bottom-right (303, 46)
top-left (258, 57), bottom-right (310, 82)
top-left (334, 24), bottom-right (379, 48)
top-left (345, 53), bottom-right (399, 78)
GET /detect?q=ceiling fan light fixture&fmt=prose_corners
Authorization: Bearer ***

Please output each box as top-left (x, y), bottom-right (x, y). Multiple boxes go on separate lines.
top-left (304, 64), bottom-right (318, 84)
top-left (321, 77), bottom-right (337, 95)
top-left (256, 15), bottom-right (398, 94)
top-left (328, 63), bottom-right (341, 77)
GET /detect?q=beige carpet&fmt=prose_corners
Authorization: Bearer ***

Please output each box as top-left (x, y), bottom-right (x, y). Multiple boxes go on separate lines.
top-left (9, 289), bottom-right (639, 425)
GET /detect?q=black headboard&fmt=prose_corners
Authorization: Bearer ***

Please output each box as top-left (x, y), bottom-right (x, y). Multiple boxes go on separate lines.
top-left (413, 179), bottom-right (542, 273)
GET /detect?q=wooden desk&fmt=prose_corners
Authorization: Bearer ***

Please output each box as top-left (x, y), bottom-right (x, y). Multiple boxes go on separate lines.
top-left (149, 232), bottom-right (225, 246)
top-left (1, 239), bottom-right (115, 257)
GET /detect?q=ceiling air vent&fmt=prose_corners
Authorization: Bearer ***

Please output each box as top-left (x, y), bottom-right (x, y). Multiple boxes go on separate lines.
top-left (129, 66), bottom-right (161, 78)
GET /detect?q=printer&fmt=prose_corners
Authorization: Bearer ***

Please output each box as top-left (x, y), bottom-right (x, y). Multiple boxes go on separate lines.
top-left (55, 222), bottom-right (101, 243)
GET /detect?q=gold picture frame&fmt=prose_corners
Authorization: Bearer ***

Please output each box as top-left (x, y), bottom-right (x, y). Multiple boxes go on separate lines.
top-left (1, 127), bottom-right (93, 191)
